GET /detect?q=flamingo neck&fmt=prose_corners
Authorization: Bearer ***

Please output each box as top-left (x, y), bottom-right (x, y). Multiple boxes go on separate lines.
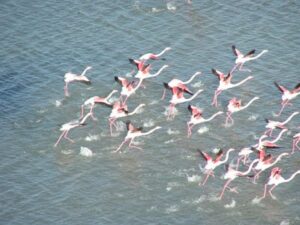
top-left (156, 48), bottom-right (170, 57)
top-left (81, 67), bottom-right (91, 76)
top-left (186, 89), bottom-right (203, 101)
top-left (240, 159), bottom-right (259, 175)
top-left (282, 171), bottom-right (300, 183)
top-left (282, 112), bottom-right (299, 125)
top-left (150, 65), bottom-right (168, 78)
top-left (250, 50), bottom-right (268, 60)
top-left (183, 72), bottom-right (201, 84)
top-left (205, 112), bottom-right (222, 122)
top-left (270, 153), bottom-right (287, 167)
top-left (270, 129), bottom-right (286, 143)
top-left (218, 149), bottom-right (234, 165)
top-left (231, 76), bottom-right (252, 88)
top-left (128, 104), bottom-right (144, 116)
top-left (240, 97), bottom-right (258, 111)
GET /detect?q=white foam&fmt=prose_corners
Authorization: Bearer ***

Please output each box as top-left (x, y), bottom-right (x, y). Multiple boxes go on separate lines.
top-left (85, 134), bottom-right (100, 141)
top-left (61, 149), bottom-right (74, 155)
top-left (197, 126), bottom-right (209, 134)
top-left (165, 205), bottom-right (179, 214)
top-left (167, 128), bottom-right (180, 135)
top-left (248, 114), bottom-right (259, 121)
top-left (193, 195), bottom-right (207, 204)
top-left (280, 219), bottom-right (290, 225)
top-left (191, 81), bottom-right (203, 88)
top-left (186, 174), bottom-right (202, 183)
top-left (143, 119), bottom-right (155, 128)
top-left (55, 100), bottom-right (62, 107)
top-left (80, 146), bottom-right (93, 157)
top-left (164, 139), bottom-right (175, 144)
top-left (224, 199), bottom-right (236, 208)
top-left (166, 2), bottom-right (176, 11)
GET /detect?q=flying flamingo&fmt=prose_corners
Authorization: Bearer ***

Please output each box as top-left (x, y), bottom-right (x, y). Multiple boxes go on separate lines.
top-left (264, 112), bottom-right (299, 136)
top-left (211, 68), bottom-right (253, 107)
top-left (134, 64), bottom-right (169, 82)
top-left (292, 132), bottom-right (300, 154)
top-left (161, 71), bottom-right (202, 100)
top-left (108, 102), bottom-right (145, 136)
top-left (253, 129), bottom-right (288, 150)
top-left (225, 96), bottom-right (259, 125)
top-left (64, 66), bottom-right (92, 97)
top-left (219, 159), bottom-right (259, 200)
top-left (231, 45), bottom-right (268, 72)
top-left (114, 121), bottom-right (161, 153)
top-left (198, 148), bottom-right (235, 186)
top-left (260, 167), bottom-right (300, 200)
top-left (139, 47), bottom-right (172, 62)
top-left (253, 151), bottom-right (289, 183)
top-left (236, 147), bottom-right (256, 168)
top-left (80, 90), bottom-right (118, 120)
top-left (54, 112), bottom-right (92, 147)
top-left (168, 87), bottom-right (203, 119)
top-left (114, 76), bottom-right (143, 104)
top-left (274, 82), bottom-right (300, 116)
top-left (187, 105), bottom-right (223, 137)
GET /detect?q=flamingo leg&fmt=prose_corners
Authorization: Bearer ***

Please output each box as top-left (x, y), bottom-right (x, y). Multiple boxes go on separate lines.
top-left (212, 90), bottom-right (221, 107)
top-left (260, 184), bottom-right (269, 200)
top-left (128, 138), bottom-right (143, 151)
top-left (225, 112), bottom-right (233, 125)
top-left (219, 179), bottom-right (232, 199)
top-left (161, 88), bottom-right (166, 100)
top-left (230, 64), bottom-right (239, 74)
top-left (268, 185), bottom-right (277, 199)
top-left (64, 130), bottom-right (75, 143)
top-left (89, 105), bottom-right (97, 120)
top-left (64, 83), bottom-right (69, 97)
top-left (114, 138), bottom-right (129, 153)
top-left (276, 100), bottom-right (289, 117)
top-left (109, 118), bottom-right (117, 136)
top-left (187, 123), bottom-right (194, 137)
top-left (200, 172), bottom-right (212, 186)
top-left (80, 105), bottom-right (85, 119)
top-left (167, 104), bottom-right (175, 120)
top-left (54, 130), bottom-right (67, 147)
top-left (253, 170), bottom-right (262, 184)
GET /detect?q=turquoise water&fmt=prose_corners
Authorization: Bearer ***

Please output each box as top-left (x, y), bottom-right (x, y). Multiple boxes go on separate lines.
top-left (1, 1), bottom-right (300, 224)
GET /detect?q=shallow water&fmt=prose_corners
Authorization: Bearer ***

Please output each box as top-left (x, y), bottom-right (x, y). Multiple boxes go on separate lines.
top-left (1, 0), bottom-right (300, 224)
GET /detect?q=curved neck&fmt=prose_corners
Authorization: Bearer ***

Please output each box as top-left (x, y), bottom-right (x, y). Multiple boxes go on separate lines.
top-left (282, 112), bottom-right (299, 125)
top-left (81, 67), bottom-right (91, 76)
top-left (282, 171), bottom-right (300, 183)
top-left (218, 149), bottom-right (234, 165)
top-left (133, 79), bottom-right (143, 91)
top-left (156, 48), bottom-right (170, 57)
top-left (186, 89), bottom-right (203, 101)
top-left (249, 50), bottom-right (268, 61)
top-left (128, 104), bottom-right (144, 116)
top-left (183, 72), bottom-right (201, 84)
top-left (205, 112), bottom-right (223, 122)
top-left (270, 153), bottom-right (287, 167)
top-left (270, 129), bottom-right (286, 143)
top-left (240, 159), bottom-right (259, 175)
top-left (231, 76), bottom-right (252, 88)
top-left (141, 127), bottom-right (160, 136)
top-left (240, 97), bottom-right (258, 110)
top-left (105, 90), bottom-right (117, 100)
top-left (80, 112), bottom-right (91, 124)
top-left (149, 65), bottom-right (168, 78)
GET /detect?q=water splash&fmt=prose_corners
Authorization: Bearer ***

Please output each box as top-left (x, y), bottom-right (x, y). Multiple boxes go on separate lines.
top-left (167, 128), bottom-right (180, 135)
top-left (80, 146), bottom-right (93, 157)
top-left (186, 174), bottom-right (201, 183)
top-left (143, 119), bottom-right (155, 127)
top-left (197, 126), bottom-right (209, 134)
top-left (224, 199), bottom-right (236, 208)
top-left (85, 134), bottom-right (100, 142)
top-left (191, 81), bottom-right (203, 88)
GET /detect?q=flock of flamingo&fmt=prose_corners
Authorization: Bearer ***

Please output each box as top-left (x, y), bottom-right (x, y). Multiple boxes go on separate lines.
top-left (55, 45), bottom-right (300, 201)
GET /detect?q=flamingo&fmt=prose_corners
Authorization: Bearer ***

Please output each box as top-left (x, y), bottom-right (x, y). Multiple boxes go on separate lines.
top-left (253, 129), bottom-right (288, 150)
top-left (260, 167), bottom-right (300, 200)
top-left (231, 45), bottom-right (268, 72)
top-left (274, 82), bottom-right (300, 116)
top-left (253, 151), bottom-right (289, 183)
top-left (187, 105), bottom-right (223, 137)
top-left (108, 101), bottom-right (145, 136)
top-left (168, 87), bottom-right (203, 119)
top-left (139, 47), bottom-right (172, 62)
top-left (236, 147), bottom-right (256, 168)
top-left (264, 112), bottom-right (299, 136)
top-left (54, 112), bottom-right (92, 147)
top-left (114, 121), bottom-right (161, 153)
top-left (292, 132), bottom-right (300, 153)
top-left (134, 64), bottom-right (169, 82)
top-left (225, 96), bottom-right (259, 125)
top-left (64, 66), bottom-right (92, 97)
top-left (198, 148), bottom-right (235, 186)
top-left (80, 90), bottom-right (118, 120)
top-left (114, 76), bottom-right (143, 104)
top-left (211, 68), bottom-right (253, 107)
top-left (161, 71), bottom-right (202, 100)
top-left (219, 159), bottom-right (259, 199)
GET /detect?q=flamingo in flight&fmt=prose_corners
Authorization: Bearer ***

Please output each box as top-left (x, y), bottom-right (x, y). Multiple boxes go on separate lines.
top-left (211, 68), bottom-right (253, 107)
top-left (168, 87), bottom-right (203, 119)
top-left (198, 148), bottom-right (235, 186)
top-left (253, 129), bottom-right (287, 150)
top-left (134, 64), bottom-right (169, 83)
top-left (264, 112), bottom-right (299, 136)
top-left (253, 150), bottom-right (289, 183)
top-left (187, 105), bottom-right (223, 137)
top-left (236, 147), bottom-right (256, 168)
top-left (64, 66), bottom-right (92, 97)
top-left (161, 71), bottom-right (201, 100)
top-left (54, 112), bottom-right (92, 147)
top-left (219, 159), bottom-right (259, 199)
top-left (225, 96), bottom-right (259, 125)
top-left (108, 101), bottom-right (145, 136)
top-left (114, 121), bottom-right (161, 153)
top-left (274, 82), bottom-right (300, 116)
top-left (260, 167), bottom-right (300, 200)
top-left (292, 132), bottom-right (300, 154)
top-left (139, 47), bottom-right (172, 62)
top-left (231, 45), bottom-right (268, 72)
top-left (80, 89), bottom-right (118, 120)
top-left (114, 76), bottom-right (143, 104)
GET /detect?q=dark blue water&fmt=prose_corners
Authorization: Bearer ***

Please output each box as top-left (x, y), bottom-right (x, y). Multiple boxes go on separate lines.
top-left (1, 1), bottom-right (300, 224)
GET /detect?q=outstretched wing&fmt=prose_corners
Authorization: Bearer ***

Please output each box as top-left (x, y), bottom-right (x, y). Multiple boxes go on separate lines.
top-left (211, 68), bottom-right (224, 80)
top-left (274, 82), bottom-right (287, 93)
top-left (197, 149), bottom-right (211, 162)
top-left (244, 49), bottom-right (255, 57)
top-left (232, 45), bottom-right (242, 57)
top-left (214, 149), bottom-right (224, 162)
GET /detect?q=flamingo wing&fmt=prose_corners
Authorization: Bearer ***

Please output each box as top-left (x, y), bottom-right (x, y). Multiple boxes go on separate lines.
top-left (292, 83), bottom-right (300, 92)
top-left (274, 82), bottom-right (288, 93)
top-left (232, 45), bottom-right (242, 57)
top-left (211, 68), bottom-right (224, 80)
top-left (197, 149), bottom-right (211, 162)
top-left (214, 149), bottom-right (224, 162)
top-left (244, 49), bottom-right (256, 58)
